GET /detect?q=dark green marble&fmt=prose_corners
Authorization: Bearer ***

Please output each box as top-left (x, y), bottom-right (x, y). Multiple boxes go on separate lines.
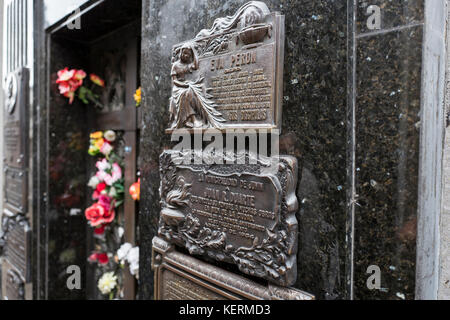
top-left (354, 26), bottom-right (422, 300)
top-left (356, 0), bottom-right (424, 34)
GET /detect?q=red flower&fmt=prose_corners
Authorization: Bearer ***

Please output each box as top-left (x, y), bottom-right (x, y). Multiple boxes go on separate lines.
top-left (85, 202), bottom-right (115, 227)
top-left (98, 195), bottom-right (112, 211)
top-left (90, 74), bottom-right (105, 87)
top-left (56, 68), bottom-right (87, 104)
top-left (94, 224), bottom-right (105, 235)
top-left (88, 252), bottom-right (109, 265)
top-left (56, 68), bottom-right (75, 82)
top-left (96, 182), bottom-right (106, 193)
top-left (97, 253), bottom-right (109, 265)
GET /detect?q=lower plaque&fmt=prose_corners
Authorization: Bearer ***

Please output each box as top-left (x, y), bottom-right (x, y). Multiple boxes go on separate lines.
top-left (1, 259), bottom-right (25, 300)
top-left (4, 167), bottom-right (28, 214)
top-left (158, 150), bottom-right (299, 286)
top-left (152, 237), bottom-right (314, 300)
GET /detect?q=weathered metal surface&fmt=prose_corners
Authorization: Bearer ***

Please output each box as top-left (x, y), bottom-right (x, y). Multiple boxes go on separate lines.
top-left (1, 260), bottom-right (25, 300)
top-left (3, 68), bottom-right (29, 169)
top-left (158, 149), bottom-right (299, 286)
top-left (1, 215), bottom-right (31, 300)
top-left (3, 167), bottom-right (28, 214)
top-left (152, 236), bottom-right (314, 300)
top-left (166, 1), bottom-right (284, 132)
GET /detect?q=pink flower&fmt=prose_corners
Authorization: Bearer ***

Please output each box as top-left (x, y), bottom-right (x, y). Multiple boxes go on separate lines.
top-left (55, 68), bottom-right (87, 104)
top-left (85, 203), bottom-right (115, 227)
top-left (100, 142), bottom-right (113, 156)
top-left (56, 68), bottom-right (75, 82)
top-left (96, 159), bottom-right (111, 171)
top-left (92, 190), bottom-right (100, 200)
top-left (96, 170), bottom-right (107, 182)
top-left (73, 69), bottom-right (87, 81)
top-left (104, 163), bottom-right (122, 186)
top-left (98, 195), bottom-right (112, 212)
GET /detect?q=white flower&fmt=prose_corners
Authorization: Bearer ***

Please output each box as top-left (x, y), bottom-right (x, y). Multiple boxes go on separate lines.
top-left (96, 159), bottom-right (111, 171)
top-left (88, 176), bottom-right (100, 189)
top-left (117, 227), bottom-right (124, 239)
top-left (104, 130), bottom-right (116, 142)
top-left (117, 243), bottom-right (132, 261)
top-left (109, 186), bottom-right (117, 198)
top-left (129, 261), bottom-right (139, 278)
top-left (97, 272), bottom-right (117, 295)
top-left (127, 247), bottom-right (139, 265)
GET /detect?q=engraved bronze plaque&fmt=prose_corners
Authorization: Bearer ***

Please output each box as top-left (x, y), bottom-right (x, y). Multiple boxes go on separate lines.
top-left (1, 216), bottom-right (30, 300)
top-left (4, 167), bottom-right (28, 214)
top-left (158, 150), bottom-right (299, 286)
top-left (3, 68), bottom-right (29, 169)
top-left (166, 1), bottom-right (284, 132)
top-left (152, 237), bottom-right (314, 300)
top-left (1, 260), bottom-right (25, 300)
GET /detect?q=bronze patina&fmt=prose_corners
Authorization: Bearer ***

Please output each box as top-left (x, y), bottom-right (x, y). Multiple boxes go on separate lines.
top-left (152, 237), bottom-right (314, 300)
top-left (158, 149), bottom-right (299, 287)
top-left (166, 1), bottom-right (284, 132)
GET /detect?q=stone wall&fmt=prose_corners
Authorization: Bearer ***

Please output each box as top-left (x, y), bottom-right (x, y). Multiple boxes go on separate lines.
top-left (438, 0), bottom-right (450, 301)
top-left (139, 0), bottom-right (429, 299)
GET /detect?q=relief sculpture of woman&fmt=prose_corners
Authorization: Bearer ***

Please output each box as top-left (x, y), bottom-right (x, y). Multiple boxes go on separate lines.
top-left (169, 42), bottom-right (225, 129)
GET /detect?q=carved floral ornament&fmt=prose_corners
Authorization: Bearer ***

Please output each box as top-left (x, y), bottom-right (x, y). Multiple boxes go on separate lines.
top-left (167, 1), bottom-right (280, 131)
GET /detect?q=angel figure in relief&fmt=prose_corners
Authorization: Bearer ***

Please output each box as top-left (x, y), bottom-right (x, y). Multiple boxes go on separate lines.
top-left (168, 42), bottom-right (225, 129)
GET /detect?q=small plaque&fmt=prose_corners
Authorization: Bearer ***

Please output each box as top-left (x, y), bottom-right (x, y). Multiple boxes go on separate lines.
top-left (158, 150), bottom-right (299, 286)
top-left (166, 1), bottom-right (284, 132)
top-left (152, 237), bottom-right (314, 300)
top-left (3, 68), bottom-right (29, 169)
top-left (1, 260), bottom-right (24, 300)
top-left (1, 216), bottom-right (30, 300)
top-left (4, 167), bottom-right (28, 214)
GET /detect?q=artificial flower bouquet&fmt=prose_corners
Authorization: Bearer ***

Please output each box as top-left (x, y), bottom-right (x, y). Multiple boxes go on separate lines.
top-left (85, 129), bottom-right (130, 299)
top-left (56, 67), bottom-right (105, 108)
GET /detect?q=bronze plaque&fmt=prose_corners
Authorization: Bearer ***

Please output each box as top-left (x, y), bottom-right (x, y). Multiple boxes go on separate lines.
top-left (1, 260), bottom-right (25, 300)
top-left (166, 1), bottom-right (284, 132)
top-left (1, 216), bottom-right (31, 300)
top-left (3, 68), bottom-right (29, 169)
top-left (4, 167), bottom-right (28, 214)
top-left (158, 150), bottom-right (299, 286)
top-left (152, 237), bottom-right (314, 300)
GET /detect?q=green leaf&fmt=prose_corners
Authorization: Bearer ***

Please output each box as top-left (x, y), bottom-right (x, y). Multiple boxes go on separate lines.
top-left (115, 200), bottom-right (124, 208)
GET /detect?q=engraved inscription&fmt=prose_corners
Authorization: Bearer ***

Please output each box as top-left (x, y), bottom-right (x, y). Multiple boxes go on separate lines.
top-left (187, 170), bottom-right (278, 248)
top-left (206, 46), bottom-right (273, 124)
top-left (2, 266), bottom-right (24, 300)
top-left (4, 222), bottom-right (29, 278)
top-left (166, 1), bottom-right (284, 131)
top-left (152, 237), bottom-right (315, 300)
top-left (158, 150), bottom-right (299, 286)
top-left (161, 269), bottom-right (224, 300)
top-left (3, 68), bottom-right (28, 168)
top-left (4, 168), bottom-right (27, 213)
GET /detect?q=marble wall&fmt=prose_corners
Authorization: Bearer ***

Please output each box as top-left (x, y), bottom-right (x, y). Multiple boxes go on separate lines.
top-left (139, 0), bottom-right (427, 299)
top-left (351, 0), bottom-right (424, 300)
